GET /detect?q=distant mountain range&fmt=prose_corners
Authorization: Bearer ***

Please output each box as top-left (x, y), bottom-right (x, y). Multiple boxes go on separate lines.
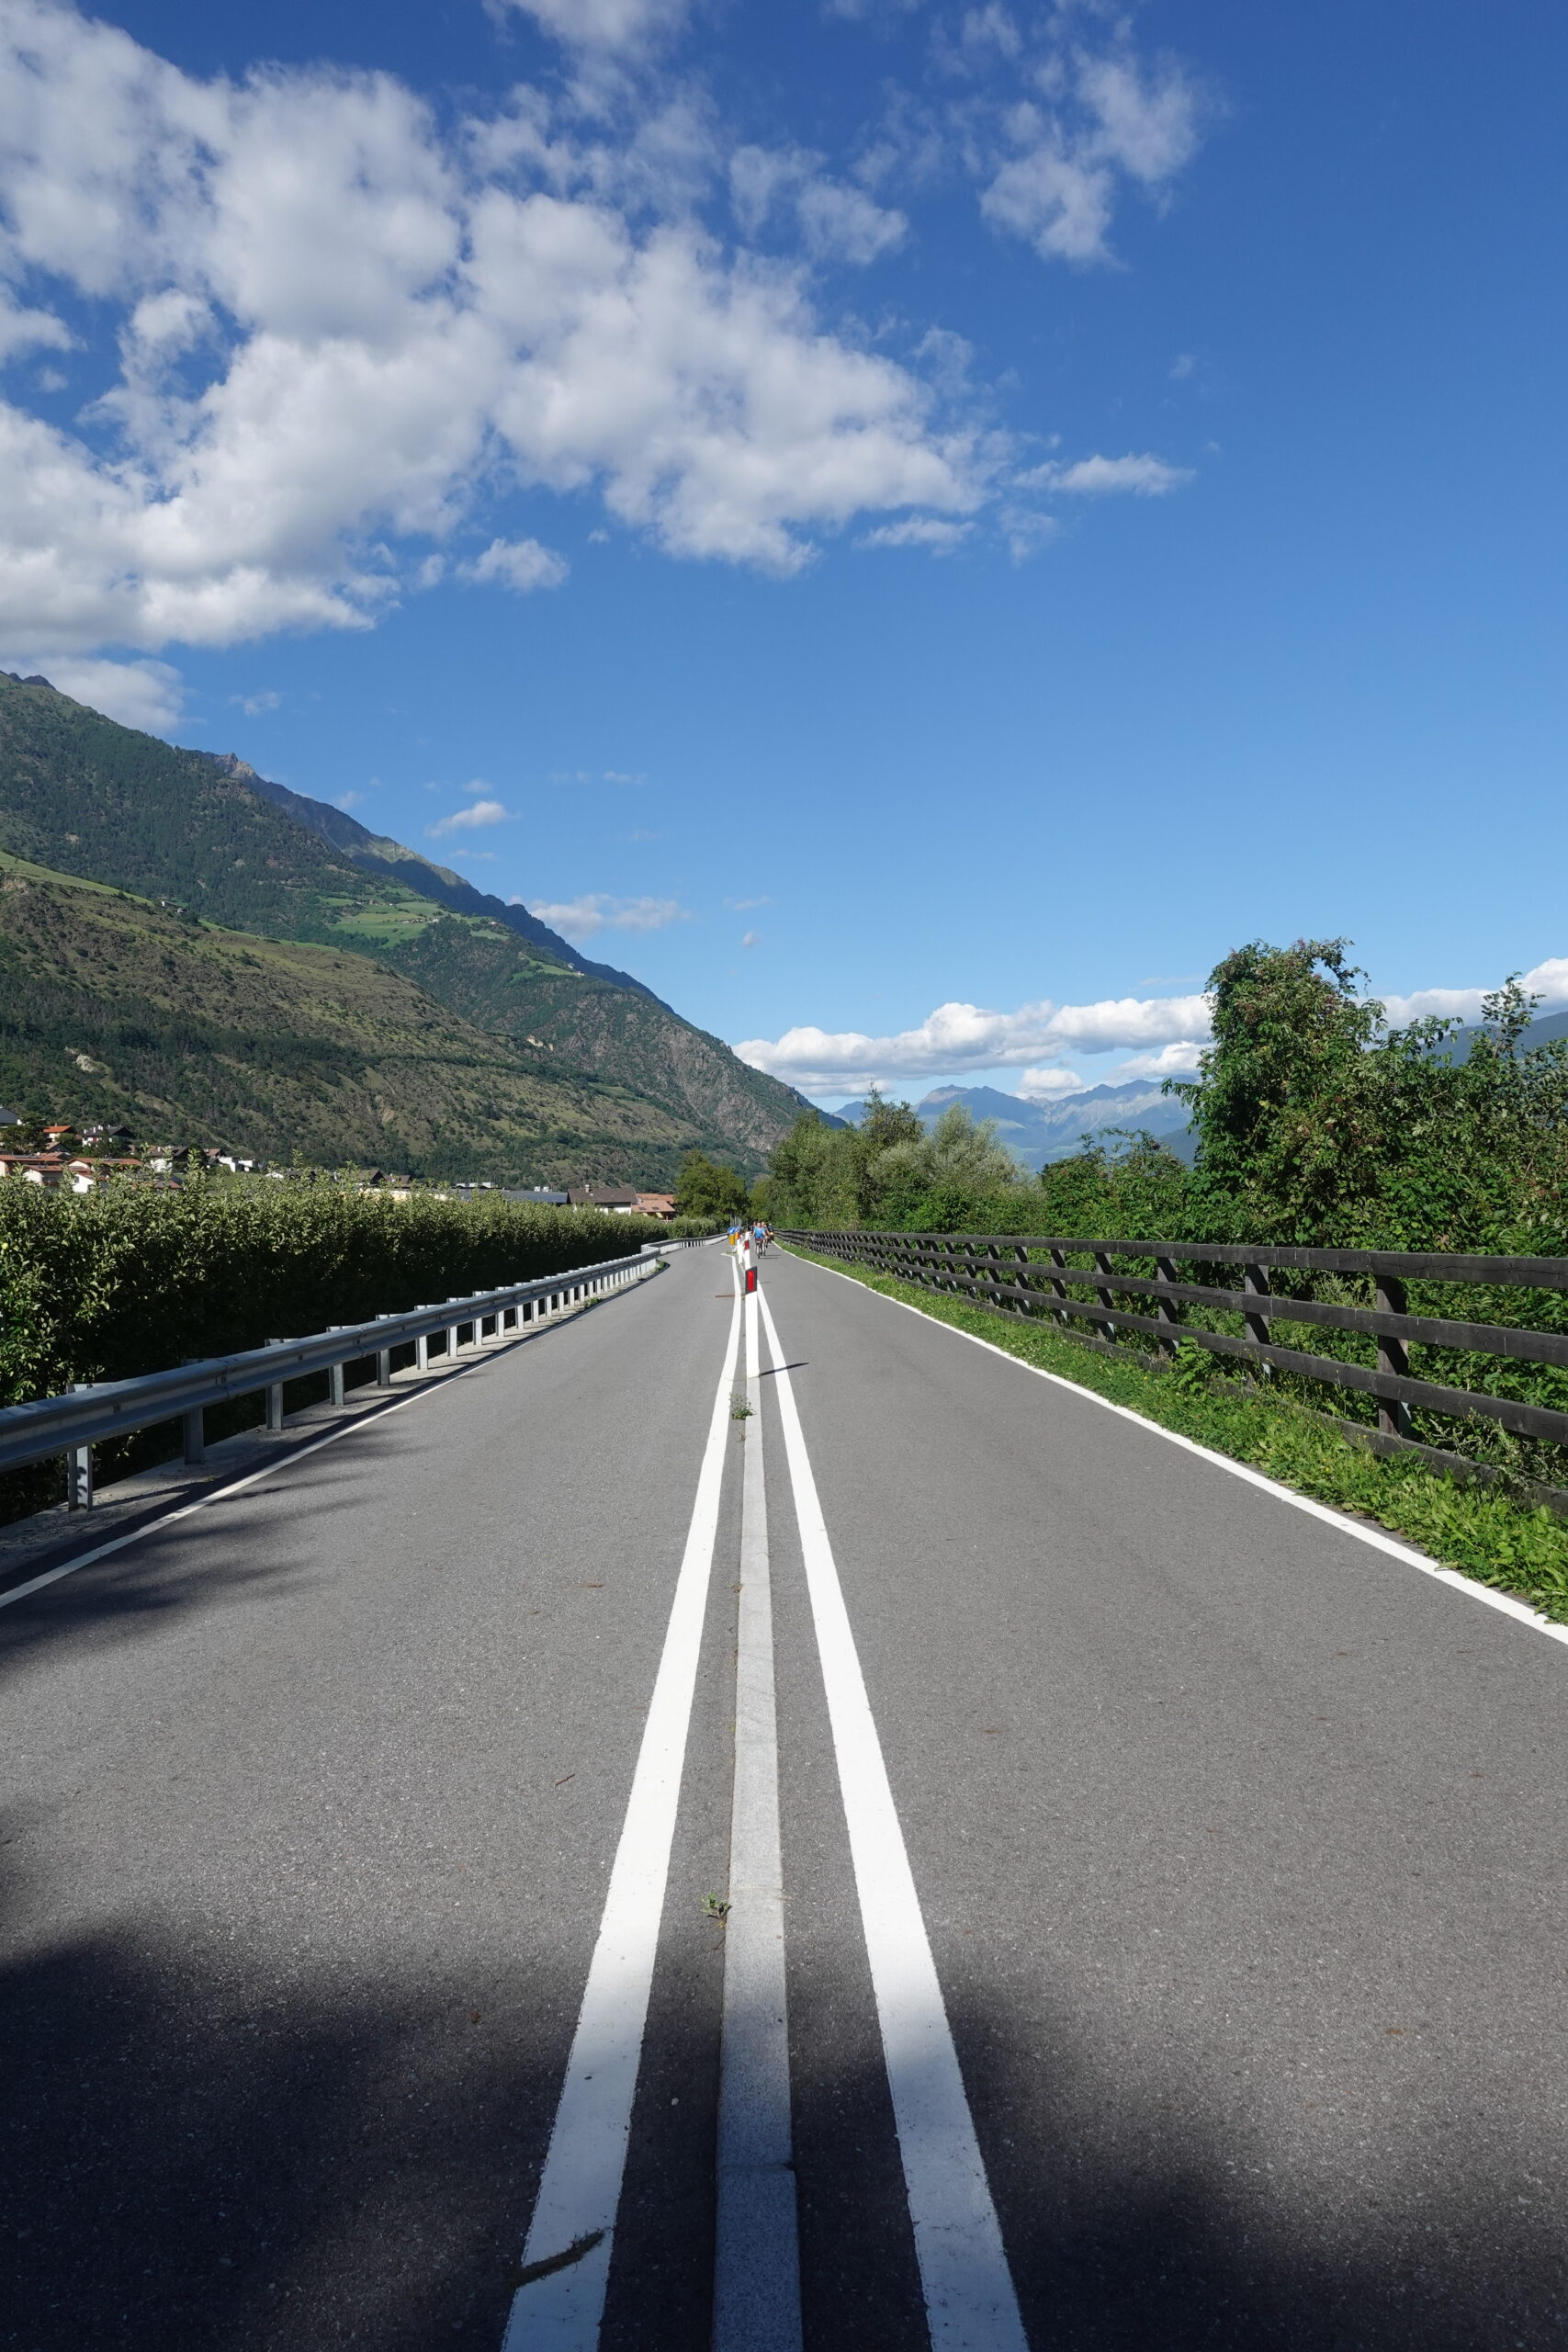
top-left (837, 1080), bottom-right (1196, 1169)
top-left (0, 671), bottom-right (815, 1182)
top-left (1437, 1007), bottom-right (1568, 1057)
top-left (834, 1009), bottom-right (1568, 1171)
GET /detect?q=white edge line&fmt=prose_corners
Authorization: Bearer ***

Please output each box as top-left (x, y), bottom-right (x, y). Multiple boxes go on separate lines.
top-left (784, 1250), bottom-right (1568, 1655)
top-left (0, 1269), bottom-right (659, 1616)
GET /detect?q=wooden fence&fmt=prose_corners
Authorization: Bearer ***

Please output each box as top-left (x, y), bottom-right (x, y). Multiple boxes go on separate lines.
top-left (780, 1229), bottom-right (1568, 1510)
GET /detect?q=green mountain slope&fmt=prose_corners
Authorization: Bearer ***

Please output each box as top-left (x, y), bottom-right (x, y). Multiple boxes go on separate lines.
top-left (237, 763), bottom-right (657, 995)
top-left (0, 671), bottom-right (808, 1170)
top-left (0, 854), bottom-right (709, 1181)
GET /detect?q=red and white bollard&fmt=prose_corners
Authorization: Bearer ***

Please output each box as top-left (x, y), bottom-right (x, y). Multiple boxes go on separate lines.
top-left (741, 1229), bottom-right (758, 1294)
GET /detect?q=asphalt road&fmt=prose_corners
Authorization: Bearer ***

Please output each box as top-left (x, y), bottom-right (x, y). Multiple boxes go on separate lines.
top-left (4, 1242), bottom-right (1566, 2350)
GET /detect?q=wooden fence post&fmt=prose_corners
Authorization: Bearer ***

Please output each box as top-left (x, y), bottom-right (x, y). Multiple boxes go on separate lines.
top-left (1374, 1272), bottom-right (1413, 1438)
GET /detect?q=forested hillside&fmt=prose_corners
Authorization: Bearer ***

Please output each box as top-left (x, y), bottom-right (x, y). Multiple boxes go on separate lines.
top-left (0, 856), bottom-right (716, 1181)
top-left (0, 671), bottom-right (810, 1172)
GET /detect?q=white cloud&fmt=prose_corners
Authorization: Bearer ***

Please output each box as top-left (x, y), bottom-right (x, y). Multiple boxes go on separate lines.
top-left (527, 892), bottom-right (691, 936)
top-left (427, 797), bottom-right (511, 834)
top-left (975, 40), bottom-right (1206, 268)
top-left (461, 536), bottom-right (569, 592)
top-left (1024, 451), bottom-right (1193, 497)
top-left (1015, 1066), bottom-right (1089, 1101)
top-left (730, 143), bottom-right (907, 266)
top-left (0, 289), bottom-right (73, 360)
top-left (742, 954), bottom-right (1568, 1099)
top-left (494, 0), bottom-right (690, 54)
top-left (735, 989), bottom-right (1212, 1091)
top-left (231, 687), bottom-right (280, 714)
top-left (796, 178), bottom-right (907, 264)
top-left (0, 1), bottom-right (981, 663)
top-left (724, 894), bottom-right (771, 910)
top-left (1097, 1040), bottom-right (1206, 1081)
top-left (0, 650), bottom-right (185, 730)
top-left (1379, 959), bottom-right (1568, 1027)
top-left (860, 514), bottom-right (972, 550)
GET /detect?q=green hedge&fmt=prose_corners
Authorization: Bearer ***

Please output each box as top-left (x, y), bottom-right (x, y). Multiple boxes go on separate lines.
top-left (0, 1181), bottom-right (668, 1399)
top-left (0, 1181), bottom-right (668, 1520)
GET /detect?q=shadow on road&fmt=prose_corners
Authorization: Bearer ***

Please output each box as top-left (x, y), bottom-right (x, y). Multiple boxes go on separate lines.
top-left (5, 1848), bottom-right (1566, 2351)
top-left (0, 1842), bottom-right (560, 2350)
top-left (0, 1461), bottom-right (397, 1690)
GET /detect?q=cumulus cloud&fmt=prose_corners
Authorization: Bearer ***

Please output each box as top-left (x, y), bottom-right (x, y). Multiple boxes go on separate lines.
top-left (1094, 1039), bottom-right (1206, 1081)
top-left (730, 144), bottom-right (907, 265)
top-left (978, 45), bottom-right (1205, 267)
top-left (494, 0), bottom-right (691, 54)
top-left (0, 0), bottom-right (980, 677)
top-left (1014, 1066), bottom-right (1090, 1101)
top-left (1380, 959), bottom-right (1568, 1027)
top-left (527, 892), bottom-right (691, 936)
top-left (1024, 451), bottom-right (1193, 497)
top-left (0, 650), bottom-right (186, 730)
top-left (426, 796), bottom-right (511, 835)
top-left (743, 956), bottom-right (1568, 1095)
top-left (461, 536), bottom-right (569, 592)
top-left (0, 288), bottom-right (73, 359)
top-left (231, 687), bottom-right (279, 714)
top-left (860, 514), bottom-right (972, 550)
top-left (735, 989), bottom-right (1212, 1092)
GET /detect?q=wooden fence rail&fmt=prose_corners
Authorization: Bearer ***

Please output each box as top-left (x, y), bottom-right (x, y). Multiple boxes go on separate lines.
top-left (779, 1228), bottom-right (1568, 1510)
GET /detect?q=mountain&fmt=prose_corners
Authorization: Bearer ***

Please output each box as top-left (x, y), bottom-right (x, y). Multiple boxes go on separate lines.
top-left (1430, 1008), bottom-right (1568, 1060)
top-left (839, 1080), bottom-right (1195, 1168)
top-left (0, 671), bottom-right (813, 1173)
top-left (0, 853), bottom-right (710, 1181)
top-left (237, 764), bottom-right (658, 996)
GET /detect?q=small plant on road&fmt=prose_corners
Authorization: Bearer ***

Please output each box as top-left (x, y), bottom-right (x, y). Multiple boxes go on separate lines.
top-left (729, 1389), bottom-right (752, 1421)
top-left (703, 1893), bottom-right (731, 1921)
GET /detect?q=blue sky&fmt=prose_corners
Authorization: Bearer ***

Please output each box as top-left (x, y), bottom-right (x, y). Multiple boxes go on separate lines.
top-left (1, 0), bottom-right (1563, 1108)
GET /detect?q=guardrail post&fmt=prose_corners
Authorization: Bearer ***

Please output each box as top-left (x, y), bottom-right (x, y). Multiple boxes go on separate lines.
top-left (67, 1382), bottom-right (94, 1509)
top-left (446, 1299), bottom-right (461, 1359)
top-left (1243, 1264), bottom-right (1271, 1378)
top-left (1374, 1272), bottom-right (1413, 1438)
top-left (265, 1340), bottom-right (287, 1432)
top-left (181, 1359), bottom-right (207, 1464)
top-left (376, 1316), bottom-right (393, 1386)
top-left (1155, 1258), bottom-right (1180, 1358)
top-left (326, 1330), bottom-right (347, 1408)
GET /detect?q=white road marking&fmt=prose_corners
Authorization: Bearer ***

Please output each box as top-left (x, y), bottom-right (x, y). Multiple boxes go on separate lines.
top-left (713, 1283), bottom-right (803, 2352)
top-left (502, 1257), bottom-right (744, 2350)
top-left (790, 1250), bottom-right (1568, 1656)
top-left (757, 1286), bottom-right (1029, 2352)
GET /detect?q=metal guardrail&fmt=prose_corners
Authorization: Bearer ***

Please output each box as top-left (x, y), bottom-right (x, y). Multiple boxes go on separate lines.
top-left (782, 1228), bottom-right (1568, 1503)
top-left (7, 1244), bottom-right (663, 1510)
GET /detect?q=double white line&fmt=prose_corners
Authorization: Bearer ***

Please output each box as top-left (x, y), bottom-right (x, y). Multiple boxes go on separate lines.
top-left (503, 1261), bottom-right (1027, 2349)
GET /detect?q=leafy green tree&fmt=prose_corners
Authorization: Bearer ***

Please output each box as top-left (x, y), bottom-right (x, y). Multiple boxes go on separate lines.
top-left (673, 1150), bottom-right (750, 1221)
top-left (1038, 1130), bottom-right (1190, 1238)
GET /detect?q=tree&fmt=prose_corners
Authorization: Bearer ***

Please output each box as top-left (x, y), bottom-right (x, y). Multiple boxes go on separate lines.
top-left (672, 1150), bottom-right (750, 1222)
top-left (1038, 1129), bottom-right (1190, 1239)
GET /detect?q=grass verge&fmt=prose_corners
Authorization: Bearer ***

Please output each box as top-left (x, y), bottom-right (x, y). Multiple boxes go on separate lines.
top-left (784, 1243), bottom-right (1568, 1627)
